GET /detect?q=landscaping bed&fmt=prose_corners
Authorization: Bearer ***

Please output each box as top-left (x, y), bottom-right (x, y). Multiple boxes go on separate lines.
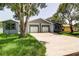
top-left (0, 34), bottom-right (46, 56)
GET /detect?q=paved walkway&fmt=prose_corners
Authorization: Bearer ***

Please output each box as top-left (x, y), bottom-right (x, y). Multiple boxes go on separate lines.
top-left (31, 33), bottom-right (79, 56)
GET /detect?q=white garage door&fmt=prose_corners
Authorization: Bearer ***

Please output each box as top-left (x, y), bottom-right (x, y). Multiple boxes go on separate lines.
top-left (42, 25), bottom-right (49, 32)
top-left (30, 25), bottom-right (39, 33)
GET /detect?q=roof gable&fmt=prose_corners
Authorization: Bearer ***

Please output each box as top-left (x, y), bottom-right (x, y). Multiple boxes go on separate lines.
top-left (2, 19), bottom-right (19, 23)
top-left (29, 18), bottom-right (51, 24)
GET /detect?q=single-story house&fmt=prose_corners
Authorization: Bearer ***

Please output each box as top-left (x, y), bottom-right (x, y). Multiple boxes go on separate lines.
top-left (0, 18), bottom-right (54, 34)
top-left (63, 24), bottom-right (78, 32)
top-left (0, 19), bottom-right (19, 34)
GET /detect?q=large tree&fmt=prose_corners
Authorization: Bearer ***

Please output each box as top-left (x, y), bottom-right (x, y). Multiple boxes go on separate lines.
top-left (57, 3), bottom-right (79, 33)
top-left (51, 12), bottom-right (66, 24)
top-left (5, 3), bottom-right (47, 37)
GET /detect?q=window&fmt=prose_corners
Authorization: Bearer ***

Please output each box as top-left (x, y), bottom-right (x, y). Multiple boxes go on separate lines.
top-left (5, 22), bottom-right (16, 30)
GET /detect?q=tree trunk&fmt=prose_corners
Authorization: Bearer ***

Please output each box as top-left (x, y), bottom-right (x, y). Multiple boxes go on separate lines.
top-left (23, 16), bottom-right (29, 36)
top-left (20, 19), bottom-right (25, 37)
top-left (19, 13), bottom-right (25, 37)
top-left (70, 24), bottom-right (73, 33)
top-left (19, 15), bottom-right (29, 37)
top-left (69, 20), bottom-right (73, 34)
top-left (19, 4), bottom-right (26, 37)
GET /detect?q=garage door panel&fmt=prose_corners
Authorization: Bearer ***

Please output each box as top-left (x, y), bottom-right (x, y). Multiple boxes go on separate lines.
top-left (30, 25), bottom-right (39, 33)
top-left (42, 25), bottom-right (50, 32)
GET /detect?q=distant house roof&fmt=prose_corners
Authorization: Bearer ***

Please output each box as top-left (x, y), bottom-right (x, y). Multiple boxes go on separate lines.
top-left (45, 17), bottom-right (54, 23)
top-left (29, 18), bottom-right (52, 24)
top-left (63, 24), bottom-right (75, 27)
top-left (63, 24), bottom-right (70, 27)
top-left (0, 19), bottom-right (19, 23)
top-left (0, 18), bottom-right (52, 24)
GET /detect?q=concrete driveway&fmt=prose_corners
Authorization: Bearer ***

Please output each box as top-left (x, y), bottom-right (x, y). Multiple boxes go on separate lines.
top-left (31, 33), bottom-right (79, 56)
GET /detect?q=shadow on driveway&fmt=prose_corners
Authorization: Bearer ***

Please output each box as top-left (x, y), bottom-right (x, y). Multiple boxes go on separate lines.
top-left (65, 52), bottom-right (79, 56)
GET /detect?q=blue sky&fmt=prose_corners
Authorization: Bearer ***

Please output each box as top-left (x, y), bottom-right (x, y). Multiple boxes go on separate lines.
top-left (0, 3), bottom-right (60, 21)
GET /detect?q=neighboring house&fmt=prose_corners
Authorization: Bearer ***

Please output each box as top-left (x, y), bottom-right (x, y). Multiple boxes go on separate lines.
top-left (63, 24), bottom-right (78, 32)
top-left (0, 18), bottom-right (54, 34)
top-left (2, 20), bottom-right (19, 34)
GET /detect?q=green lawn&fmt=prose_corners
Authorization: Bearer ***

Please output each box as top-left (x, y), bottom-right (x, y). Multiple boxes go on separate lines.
top-left (0, 34), bottom-right (46, 56)
top-left (58, 32), bottom-right (79, 37)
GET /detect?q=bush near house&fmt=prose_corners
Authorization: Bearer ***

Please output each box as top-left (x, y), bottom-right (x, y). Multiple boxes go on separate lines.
top-left (0, 34), bottom-right (46, 56)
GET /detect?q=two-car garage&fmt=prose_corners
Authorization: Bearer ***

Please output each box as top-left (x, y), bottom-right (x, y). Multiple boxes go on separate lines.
top-left (29, 25), bottom-right (50, 33)
top-left (28, 18), bottom-right (54, 33)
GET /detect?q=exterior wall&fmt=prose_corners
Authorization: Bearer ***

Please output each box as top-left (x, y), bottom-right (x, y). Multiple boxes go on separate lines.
top-left (0, 22), bottom-right (3, 33)
top-left (63, 27), bottom-right (71, 32)
top-left (63, 26), bottom-right (77, 32)
top-left (14, 20), bottom-right (20, 34)
top-left (50, 23), bottom-right (54, 32)
top-left (15, 22), bottom-right (19, 33)
top-left (0, 28), bottom-right (3, 33)
top-left (3, 30), bottom-right (18, 34)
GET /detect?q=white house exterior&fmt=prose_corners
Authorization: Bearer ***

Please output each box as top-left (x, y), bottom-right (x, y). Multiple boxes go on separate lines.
top-left (0, 18), bottom-right (54, 34)
top-left (3, 20), bottom-right (19, 34)
top-left (27, 18), bottom-right (54, 33)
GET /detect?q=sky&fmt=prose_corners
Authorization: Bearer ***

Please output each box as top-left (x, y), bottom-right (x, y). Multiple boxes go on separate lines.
top-left (0, 3), bottom-right (60, 21)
